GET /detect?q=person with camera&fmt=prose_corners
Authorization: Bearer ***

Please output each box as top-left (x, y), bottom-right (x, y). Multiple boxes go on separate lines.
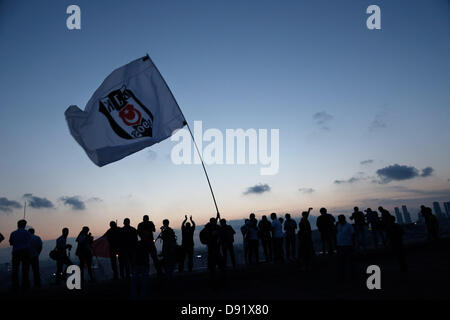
top-left (54, 227), bottom-right (73, 284)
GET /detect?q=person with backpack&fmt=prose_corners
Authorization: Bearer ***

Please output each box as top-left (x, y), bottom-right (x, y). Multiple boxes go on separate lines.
top-left (76, 226), bottom-right (95, 283)
top-left (54, 227), bottom-right (73, 284)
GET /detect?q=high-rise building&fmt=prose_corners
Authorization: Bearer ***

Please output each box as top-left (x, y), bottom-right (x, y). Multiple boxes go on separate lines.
top-left (444, 202), bottom-right (450, 218)
top-left (433, 202), bottom-right (445, 220)
top-left (402, 205), bottom-right (412, 224)
top-left (394, 207), bottom-right (404, 224)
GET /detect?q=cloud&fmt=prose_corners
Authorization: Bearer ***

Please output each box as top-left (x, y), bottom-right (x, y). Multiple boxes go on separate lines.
top-left (0, 197), bottom-right (22, 213)
top-left (420, 167), bottom-right (434, 177)
top-left (59, 196), bottom-right (86, 210)
top-left (360, 159), bottom-right (374, 165)
top-left (334, 177), bottom-right (361, 184)
top-left (375, 164), bottom-right (434, 184)
top-left (244, 183), bottom-right (271, 195)
top-left (299, 188), bottom-right (315, 194)
top-left (313, 111), bottom-right (333, 130)
top-left (86, 197), bottom-right (103, 203)
top-left (23, 194), bottom-right (54, 209)
top-left (369, 112), bottom-right (387, 131)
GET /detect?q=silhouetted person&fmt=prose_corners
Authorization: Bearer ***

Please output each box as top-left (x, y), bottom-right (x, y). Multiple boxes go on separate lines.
top-left (258, 215), bottom-right (272, 262)
top-left (247, 213), bottom-right (259, 264)
top-left (9, 219), bottom-right (31, 290)
top-left (284, 213), bottom-right (297, 260)
top-left (76, 226), bottom-right (95, 283)
top-left (55, 228), bottom-right (72, 284)
top-left (158, 219), bottom-right (177, 279)
top-left (350, 207), bottom-right (367, 253)
top-left (240, 219), bottom-right (249, 264)
top-left (365, 208), bottom-right (385, 248)
top-left (181, 215), bottom-right (196, 272)
top-left (271, 213), bottom-right (284, 263)
top-left (219, 219), bottom-right (236, 268)
top-left (386, 215), bottom-right (407, 272)
top-left (130, 239), bottom-right (150, 299)
top-left (316, 208), bottom-right (336, 256)
top-left (203, 215), bottom-right (225, 282)
top-left (421, 206), bottom-right (439, 241)
top-left (120, 218), bottom-right (138, 279)
top-left (298, 208), bottom-right (314, 270)
top-left (378, 206), bottom-right (392, 241)
top-left (0, 233), bottom-right (4, 243)
top-left (336, 215), bottom-right (355, 280)
top-left (137, 215), bottom-right (162, 275)
top-left (104, 221), bottom-right (121, 280)
top-left (28, 228), bottom-right (42, 288)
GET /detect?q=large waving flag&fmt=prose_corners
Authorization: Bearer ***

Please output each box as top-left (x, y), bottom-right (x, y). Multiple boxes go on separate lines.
top-left (65, 55), bottom-right (186, 166)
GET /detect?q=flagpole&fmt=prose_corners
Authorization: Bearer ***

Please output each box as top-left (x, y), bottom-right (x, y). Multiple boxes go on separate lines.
top-left (143, 54), bottom-right (220, 219)
top-left (23, 201), bottom-right (27, 220)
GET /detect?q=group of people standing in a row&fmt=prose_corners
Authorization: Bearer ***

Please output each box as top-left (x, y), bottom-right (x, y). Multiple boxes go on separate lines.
top-left (4, 204), bottom-right (441, 291)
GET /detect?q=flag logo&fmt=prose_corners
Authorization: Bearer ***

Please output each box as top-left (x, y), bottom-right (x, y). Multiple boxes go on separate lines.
top-left (99, 86), bottom-right (154, 139)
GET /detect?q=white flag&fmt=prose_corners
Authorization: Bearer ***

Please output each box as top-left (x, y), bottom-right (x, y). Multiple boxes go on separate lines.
top-left (65, 55), bottom-right (186, 166)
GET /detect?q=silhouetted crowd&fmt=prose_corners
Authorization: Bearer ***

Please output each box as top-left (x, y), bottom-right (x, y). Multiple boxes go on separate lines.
top-left (4, 205), bottom-right (441, 295)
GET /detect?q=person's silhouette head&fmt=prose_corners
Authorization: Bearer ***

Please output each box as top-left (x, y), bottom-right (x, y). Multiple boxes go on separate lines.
top-left (285, 213), bottom-right (291, 220)
top-left (262, 215), bottom-right (268, 221)
top-left (186, 222), bottom-right (191, 228)
top-left (29, 228), bottom-right (35, 235)
top-left (249, 213), bottom-right (255, 220)
top-left (319, 208), bottom-right (327, 215)
top-left (338, 214), bottom-right (346, 224)
top-left (378, 206), bottom-right (384, 213)
top-left (17, 219), bottom-right (27, 229)
top-left (110, 221), bottom-right (117, 228)
top-left (62, 228), bottom-right (69, 237)
top-left (270, 212), bottom-right (277, 220)
top-left (163, 219), bottom-right (169, 227)
top-left (365, 208), bottom-right (372, 213)
top-left (354, 207), bottom-right (359, 212)
top-left (124, 218), bottom-right (130, 227)
top-left (82, 226), bottom-right (89, 234)
top-left (301, 211), bottom-right (309, 218)
top-left (143, 215), bottom-right (149, 222)
top-left (220, 219), bottom-right (226, 226)
top-left (210, 217), bottom-right (217, 225)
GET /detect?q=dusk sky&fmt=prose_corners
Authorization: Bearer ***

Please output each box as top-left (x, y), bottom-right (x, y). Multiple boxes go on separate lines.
top-left (1, 0), bottom-right (449, 243)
